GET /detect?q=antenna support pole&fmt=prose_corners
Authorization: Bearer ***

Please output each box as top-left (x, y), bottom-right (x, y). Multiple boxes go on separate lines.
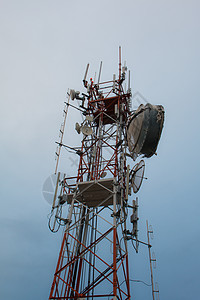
top-left (147, 220), bottom-right (160, 300)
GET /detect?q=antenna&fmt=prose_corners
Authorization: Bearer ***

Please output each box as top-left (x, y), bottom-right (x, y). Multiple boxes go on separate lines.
top-left (97, 61), bottom-right (102, 85)
top-left (130, 197), bottom-right (139, 252)
top-left (85, 115), bottom-right (93, 122)
top-left (128, 70), bottom-right (131, 92)
top-left (81, 125), bottom-right (93, 136)
top-left (55, 91), bottom-right (70, 174)
top-left (130, 160), bottom-right (145, 193)
top-left (127, 103), bottom-right (164, 158)
top-left (52, 172), bottom-right (60, 209)
top-left (125, 164), bottom-right (130, 200)
top-left (83, 63), bottom-right (89, 87)
top-left (113, 74), bottom-right (116, 92)
top-left (147, 221), bottom-right (160, 300)
top-left (94, 71), bottom-right (97, 83)
top-left (75, 122), bottom-right (81, 134)
top-left (152, 251), bottom-right (157, 269)
top-left (119, 46), bottom-right (122, 81)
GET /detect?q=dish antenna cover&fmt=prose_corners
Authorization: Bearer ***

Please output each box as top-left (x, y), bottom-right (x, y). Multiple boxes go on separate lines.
top-left (127, 103), bottom-right (164, 158)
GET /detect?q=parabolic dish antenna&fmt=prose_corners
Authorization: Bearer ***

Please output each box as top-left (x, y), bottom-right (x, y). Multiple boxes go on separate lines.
top-left (127, 103), bottom-right (164, 158)
top-left (82, 125), bottom-right (93, 136)
top-left (131, 160), bottom-right (145, 193)
top-left (70, 89), bottom-right (81, 100)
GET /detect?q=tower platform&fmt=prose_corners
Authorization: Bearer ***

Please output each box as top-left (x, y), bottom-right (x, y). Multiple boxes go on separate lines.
top-left (66, 178), bottom-right (120, 207)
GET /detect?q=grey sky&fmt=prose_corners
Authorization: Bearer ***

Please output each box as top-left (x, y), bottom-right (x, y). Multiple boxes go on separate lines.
top-left (1, 0), bottom-right (200, 299)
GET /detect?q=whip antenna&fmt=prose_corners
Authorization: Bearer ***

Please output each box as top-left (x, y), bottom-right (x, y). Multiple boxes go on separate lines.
top-left (97, 61), bottom-right (102, 85)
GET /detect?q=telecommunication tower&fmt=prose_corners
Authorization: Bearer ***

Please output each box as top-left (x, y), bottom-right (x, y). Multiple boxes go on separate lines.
top-left (47, 47), bottom-right (164, 299)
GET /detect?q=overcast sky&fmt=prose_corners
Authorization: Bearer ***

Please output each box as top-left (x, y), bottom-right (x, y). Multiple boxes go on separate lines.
top-left (1, 0), bottom-right (200, 299)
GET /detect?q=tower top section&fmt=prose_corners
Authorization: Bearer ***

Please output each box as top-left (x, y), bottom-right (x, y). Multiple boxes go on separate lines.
top-left (70, 47), bottom-right (132, 127)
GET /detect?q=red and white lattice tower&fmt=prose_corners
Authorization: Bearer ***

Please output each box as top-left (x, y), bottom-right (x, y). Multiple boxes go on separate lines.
top-left (48, 47), bottom-right (164, 300)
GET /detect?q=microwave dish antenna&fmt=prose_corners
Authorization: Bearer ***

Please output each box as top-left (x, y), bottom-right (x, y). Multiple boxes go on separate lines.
top-left (81, 125), bottom-right (93, 136)
top-left (131, 160), bottom-right (145, 193)
top-left (127, 103), bottom-right (164, 158)
top-left (70, 89), bottom-right (80, 100)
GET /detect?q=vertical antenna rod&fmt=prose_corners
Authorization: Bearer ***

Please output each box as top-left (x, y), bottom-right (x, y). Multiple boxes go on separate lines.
top-left (83, 63), bottom-right (89, 87)
top-left (128, 70), bottom-right (131, 92)
top-left (97, 61), bottom-right (102, 85)
top-left (119, 46), bottom-right (122, 81)
top-left (84, 63), bottom-right (89, 81)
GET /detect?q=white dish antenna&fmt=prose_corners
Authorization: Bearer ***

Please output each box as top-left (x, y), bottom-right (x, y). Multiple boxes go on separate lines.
top-left (81, 125), bottom-right (93, 136)
top-left (131, 160), bottom-right (145, 193)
